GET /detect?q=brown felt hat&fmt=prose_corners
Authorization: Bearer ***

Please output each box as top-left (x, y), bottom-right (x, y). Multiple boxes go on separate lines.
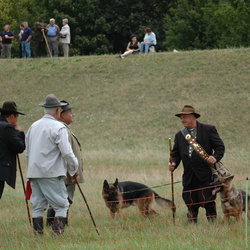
top-left (175, 105), bottom-right (200, 118)
top-left (0, 101), bottom-right (25, 115)
top-left (39, 94), bottom-right (67, 108)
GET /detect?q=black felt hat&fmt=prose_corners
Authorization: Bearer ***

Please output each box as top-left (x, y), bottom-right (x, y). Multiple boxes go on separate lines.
top-left (0, 101), bottom-right (25, 115)
top-left (60, 100), bottom-right (73, 113)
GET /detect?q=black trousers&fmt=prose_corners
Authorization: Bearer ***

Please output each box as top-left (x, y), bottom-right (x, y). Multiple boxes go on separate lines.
top-left (34, 41), bottom-right (45, 57)
top-left (182, 174), bottom-right (216, 221)
top-left (0, 181), bottom-right (5, 199)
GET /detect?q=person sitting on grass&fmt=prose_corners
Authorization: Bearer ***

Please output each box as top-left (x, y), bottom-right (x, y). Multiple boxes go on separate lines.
top-left (140, 27), bottom-right (156, 53)
top-left (119, 34), bottom-right (140, 59)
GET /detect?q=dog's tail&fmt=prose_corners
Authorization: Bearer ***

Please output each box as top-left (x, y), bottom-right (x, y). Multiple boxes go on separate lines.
top-left (154, 192), bottom-right (176, 213)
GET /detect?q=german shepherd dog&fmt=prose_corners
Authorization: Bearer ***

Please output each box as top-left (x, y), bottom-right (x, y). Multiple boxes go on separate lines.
top-left (102, 178), bottom-right (176, 218)
top-left (211, 175), bottom-right (250, 221)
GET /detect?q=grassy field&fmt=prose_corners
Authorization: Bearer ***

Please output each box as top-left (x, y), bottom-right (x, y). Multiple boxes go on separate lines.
top-left (0, 48), bottom-right (249, 249)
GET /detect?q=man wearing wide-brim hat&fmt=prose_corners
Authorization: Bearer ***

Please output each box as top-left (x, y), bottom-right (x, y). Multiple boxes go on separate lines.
top-left (0, 101), bottom-right (25, 199)
top-left (26, 94), bottom-right (79, 235)
top-left (169, 105), bottom-right (225, 223)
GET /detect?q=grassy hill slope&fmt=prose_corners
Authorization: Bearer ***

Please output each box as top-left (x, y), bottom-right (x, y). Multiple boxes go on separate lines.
top-left (0, 49), bottom-right (249, 249)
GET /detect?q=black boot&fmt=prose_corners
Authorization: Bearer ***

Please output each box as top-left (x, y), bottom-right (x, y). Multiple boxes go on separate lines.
top-left (46, 207), bottom-right (55, 226)
top-left (52, 217), bottom-right (67, 235)
top-left (32, 217), bottom-right (44, 235)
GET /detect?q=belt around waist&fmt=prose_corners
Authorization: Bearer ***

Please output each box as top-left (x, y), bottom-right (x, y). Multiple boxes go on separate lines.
top-left (47, 35), bottom-right (57, 37)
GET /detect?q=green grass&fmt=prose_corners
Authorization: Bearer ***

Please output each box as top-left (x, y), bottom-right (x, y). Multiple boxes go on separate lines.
top-left (0, 49), bottom-right (249, 249)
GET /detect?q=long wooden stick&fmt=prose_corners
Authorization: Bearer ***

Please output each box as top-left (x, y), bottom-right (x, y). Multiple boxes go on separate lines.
top-left (42, 29), bottom-right (52, 57)
top-left (168, 138), bottom-right (175, 224)
top-left (74, 176), bottom-right (100, 236)
top-left (17, 155), bottom-right (32, 225)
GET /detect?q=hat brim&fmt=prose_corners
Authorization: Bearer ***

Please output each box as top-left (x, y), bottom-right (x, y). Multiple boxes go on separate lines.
top-left (61, 106), bottom-right (73, 112)
top-left (39, 102), bottom-right (68, 108)
top-left (175, 112), bottom-right (200, 118)
top-left (0, 108), bottom-right (25, 115)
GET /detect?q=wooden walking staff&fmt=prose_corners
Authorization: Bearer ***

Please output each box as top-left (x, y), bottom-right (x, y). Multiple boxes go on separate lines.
top-left (17, 155), bottom-right (32, 226)
top-left (42, 29), bottom-right (52, 57)
top-left (74, 176), bottom-right (100, 236)
top-left (168, 138), bottom-right (175, 224)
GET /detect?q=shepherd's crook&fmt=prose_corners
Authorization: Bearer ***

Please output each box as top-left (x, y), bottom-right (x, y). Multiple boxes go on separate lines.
top-left (42, 29), bottom-right (52, 58)
top-left (74, 176), bottom-right (100, 236)
top-left (168, 138), bottom-right (175, 224)
top-left (17, 155), bottom-right (32, 225)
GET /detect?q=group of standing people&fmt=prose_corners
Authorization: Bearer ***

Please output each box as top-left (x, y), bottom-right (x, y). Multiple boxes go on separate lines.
top-left (119, 27), bottom-right (157, 59)
top-left (33, 18), bottom-right (71, 58)
top-left (0, 18), bottom-right (71, 59)
top-left (0, 94), bottom-right (83, 235)
top-left (0, 95), bottom-right (225, 236)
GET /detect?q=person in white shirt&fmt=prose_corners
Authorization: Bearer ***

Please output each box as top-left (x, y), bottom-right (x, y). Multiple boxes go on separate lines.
top-left (26, 94), bottom-right (79, 235)
top-left (59, 19), bottom-right (71, 57)
top-left (139, 27), bottom-right (157, 53)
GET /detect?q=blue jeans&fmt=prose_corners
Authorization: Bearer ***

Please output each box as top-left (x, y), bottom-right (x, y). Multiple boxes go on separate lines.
top-left (140, 42), bottom-right (155, 53)
top-left (21, 41), bottom-right (31, 58)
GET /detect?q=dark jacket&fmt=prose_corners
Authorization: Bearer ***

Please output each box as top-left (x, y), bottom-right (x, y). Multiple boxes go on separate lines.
top-left (172, 121), bottom-right (225, 186)
top-left (33, 23), bottom-right (46, 42)
top-left (0, 116), bottom-right (25, 188)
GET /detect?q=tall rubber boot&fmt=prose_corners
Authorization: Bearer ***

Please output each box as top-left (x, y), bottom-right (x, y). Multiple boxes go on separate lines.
top-left (46, 206), bottom-right (55, 226)
top-left (52, 217), bottom-right (67, 235)
top-left (32, 217), bottom-right (44, 235)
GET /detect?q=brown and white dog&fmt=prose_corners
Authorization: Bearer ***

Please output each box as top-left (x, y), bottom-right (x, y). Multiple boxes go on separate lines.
top-left (102, 178), bottom-right (176, 218)
top-left (211, 175), bottom-right (250, 221)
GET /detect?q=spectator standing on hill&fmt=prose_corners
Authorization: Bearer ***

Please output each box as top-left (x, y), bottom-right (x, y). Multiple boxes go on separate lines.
top-left (46, 19), bottom-right (60, 57)
top-left (119, 34), bottom-right (140, 59)
top-left (21, 22), bottom-right (32, 58)
top-left (26, 94), bottom-right (79, 235)
top-left (18, 24), bottom-right (25, 58)
top-left (0, 101), bottom-right (25, 199)
top-left (168, 105), bottom-right (225, 223)
top-left (59, 19), bottom-right (71, 57)
top-left (46, 100), bottom-right (84, 226)
top-left (140, 27), bottom-right (156, 53)
top-left (0, 25), bottom-right (15, 58)
top-left (33, 20), bottom-right (47, 57)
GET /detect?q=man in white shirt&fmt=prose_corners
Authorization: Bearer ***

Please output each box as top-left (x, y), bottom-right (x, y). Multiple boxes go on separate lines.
top-left (26, 94), bottom-right (79, 235)
top-left (59, 19), bottom-right (70, 57)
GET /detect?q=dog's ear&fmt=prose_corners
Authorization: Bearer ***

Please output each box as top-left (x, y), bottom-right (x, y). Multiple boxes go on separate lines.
top-left (225, 175), bottom-right (234, 182)
top-left (103, 180), bottom-right (109, 189)
top-left (114, 178), bottom-right (118, 187)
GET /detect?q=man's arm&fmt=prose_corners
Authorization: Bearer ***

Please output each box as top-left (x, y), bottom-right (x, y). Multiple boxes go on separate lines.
top-left (4, 124), bottom-right (25, 153)
top-left (169, 133), bottom-right (181, 171)
top-left (57, 127), bottom-right (79, 176)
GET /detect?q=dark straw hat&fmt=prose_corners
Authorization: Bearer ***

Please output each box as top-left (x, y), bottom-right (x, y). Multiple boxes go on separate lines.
top-left (39, 94), bottom-right (67, 108)
top-left (175, 105), bottom-right (200, 118)
top-left (60, 100), bottom-right (73, 113)
top-left (0, 101), bottom-right (25, 115)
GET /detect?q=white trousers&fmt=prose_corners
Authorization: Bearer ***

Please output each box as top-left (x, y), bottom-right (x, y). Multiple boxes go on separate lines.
top-left (30, 178), bottom-right (69, 217)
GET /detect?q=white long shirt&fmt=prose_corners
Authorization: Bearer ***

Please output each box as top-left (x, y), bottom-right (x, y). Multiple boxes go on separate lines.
top-left (26, 114), bottom-right (78, 178)
top-left (60, 24), bottom-right (70, 44)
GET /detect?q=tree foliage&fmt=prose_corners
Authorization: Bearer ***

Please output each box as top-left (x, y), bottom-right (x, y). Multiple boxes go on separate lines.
top-left (32, 0), bottom-right (176, 55)
top-left (165, 0), bottom-right (250, 50)
top-left (0, 0), bottom-right (250, 56)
